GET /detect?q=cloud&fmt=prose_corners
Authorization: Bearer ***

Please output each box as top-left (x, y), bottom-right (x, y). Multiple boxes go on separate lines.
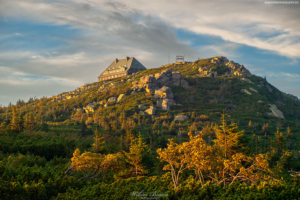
top-left (0, 0), bottom-right (300, 105)
top-left (1, 0), bottom-right (299, 58)
top-left (267, 71), bottom-right (300, 78)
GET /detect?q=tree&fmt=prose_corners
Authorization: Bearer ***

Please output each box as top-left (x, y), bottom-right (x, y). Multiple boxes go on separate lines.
top-left (67, 149), bottom-right (122, 181)
top-left (10, 106), bottom-right (19, 132)
top-left (186, 132), bottom-right (212, 186)
top-left (17, 112), bottom-right (24, 132)
top-left (213, 112), bottom-right (243, 159)
top-left (92, 128), bottom-right (105, 153)
top-left (220, 153), bottom-right (272, 186)
top-left (169, 121), bottom-right (176, 134)
top-left (25, 112), bottom-right (36, 132)
top-left (124, 133), bottom-right (148, 176)
top-left (274, 128), bottom-right (286, 158)
top-left (157, 138), bottom-right (190, 188)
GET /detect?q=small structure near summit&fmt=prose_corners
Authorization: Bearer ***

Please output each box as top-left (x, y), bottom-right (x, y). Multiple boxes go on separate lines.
top-left (98, 57), bottom-right (147, 82)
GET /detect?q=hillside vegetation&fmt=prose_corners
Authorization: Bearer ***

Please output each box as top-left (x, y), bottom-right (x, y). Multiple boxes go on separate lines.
top-left (1, 56), bottom-right (300, 199)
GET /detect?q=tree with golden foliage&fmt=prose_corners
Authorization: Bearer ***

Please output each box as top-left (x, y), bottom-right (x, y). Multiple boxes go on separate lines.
top-left (68, 148), bottom-right (122, 181)
top-left (158, 114), bottom-right (274, 188)
top-left (186, 132), bottom-right (212, 186)
top-left (213, 112), bottom-right (243, 159)
top-left (219, 153), bottom-right (272, 186)
top-left (157, 138), bottom-right (191, 188)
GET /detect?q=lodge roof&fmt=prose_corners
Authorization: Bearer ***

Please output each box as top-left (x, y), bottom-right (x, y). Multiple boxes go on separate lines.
top-left (98, 57), bottom-right (146, 78)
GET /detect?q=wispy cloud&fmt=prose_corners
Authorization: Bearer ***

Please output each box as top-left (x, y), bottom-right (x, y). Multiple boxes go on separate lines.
top-left (267, 71), bottom-right (300, 78)
top-left (0, 0), bottom-right (300, 105)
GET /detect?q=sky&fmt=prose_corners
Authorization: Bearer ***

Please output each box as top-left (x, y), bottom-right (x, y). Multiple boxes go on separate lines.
top-left (0, 0), bottom-right (300, 106)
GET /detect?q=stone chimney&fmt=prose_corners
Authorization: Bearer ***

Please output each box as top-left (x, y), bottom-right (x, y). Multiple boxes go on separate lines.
top-left (115, 58), bottom-right (118, 64)
top-left (125, 57), bottom-right (129, 61)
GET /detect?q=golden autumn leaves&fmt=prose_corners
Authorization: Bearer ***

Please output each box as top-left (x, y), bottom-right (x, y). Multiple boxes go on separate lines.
top-left (67, 113), bottom-right (274, 188)
top-left (67, 131), bottom-right (148, 181)
top-left (157, 114), bottom-right (273, 188)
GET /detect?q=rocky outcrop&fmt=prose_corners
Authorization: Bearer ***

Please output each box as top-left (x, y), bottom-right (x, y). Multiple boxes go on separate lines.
top-left (211, 56), bottom-right (229, 64)
top-left (249, 87), bottom-right (258, 93)
top-left (138, 104), bottom-right (145, 109)
top-left (138, 111), bottom-right (145, 115)
top-left (144, 106), bottom-right (156, 115)
top-left (154, 86), bottom-right (175, 111)
top-left (225, 61), bottom-right (251, 77)
top-left (209, 56), bottom-right (251, 77)
top-left (83, 102), bottom-right (98, 113)
top-left (139, 75), bottom-right (158, 93)
top-left (155, 69), bottom-right (189, 87)
top-left (108, 97), bottom-right (117, 103)
top-left (241, 89), bottom-right (251, 95)
top-left (77, 108), bottom-right (85, 113)
top-left (132, 68), bottom-right (189, 93)
top-left (266, 84), bottom-right (273, 93)
top-left (240, 78), bottom-right (254, 84)
top-left (198, 67), bottom-right (218, 77)
top-left (153, 86), bottom-right (174, 99)
top-left (117, 94), bottom-right (126, 103)
top-left (268, 104), bottom-right (284, 119)
top-left (162, 99), bottom-right (175, 110)
top-left (174, 115), bottom-right (188, 121)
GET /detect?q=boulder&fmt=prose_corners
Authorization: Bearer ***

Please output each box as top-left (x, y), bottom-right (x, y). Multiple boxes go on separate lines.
top-left (240, 78), bottom-right (254, 84)
top-left (170, 71), bottom-right (189, 87)
top-left (144, 106), bottom-right (156, 115)
top-left (104, 103), bottom-right (109, 108)
top-left (266, 84), bottom-right (273, 92)
top-left (258, 100), bottom-right (263, 103)
top-left (139, 75), bottom-right (158, 93)
top-left (174, 115), bottom-right (188, 121)
top-left (249, 87), bottom-right (258, 93)
top-left (138, 104), bottom-right (145, 109)
top-left (269, 104), bottom-right (284, 119)
top-left (108, 97), bottom-right (117, 103)
top-left (198, 67), bottom-right (218, 78)
top-left (156, 100), bottom-right (163, 108)
top-left (138, 111), bottom-right (145, 115)
top-left (84, 104), bottom-right (95, 113)
top-left (155, 69), bottom-right (172, 86)
top-left (154, 86), bottom-right (174, 99)
top-left (162, 99), bottom-right (175, 110)
top-left (117, 94), bottom-right (126, 103)
top-left (211, 56), bottom-right (229, 64)
top-left (226, 61), bottom-right (251, 76)
top-left (133, 69), bottom-right (189, 92)
top-left (241, 89), bottom-right (251, 95)
top-left (77, 108), bottom-right (85, 113)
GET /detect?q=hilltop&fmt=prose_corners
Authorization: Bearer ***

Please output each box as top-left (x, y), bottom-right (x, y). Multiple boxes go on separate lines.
top-left (1, 55), bottom-right (300, 146)
top-left (1, 56), bottom-right (300, 199)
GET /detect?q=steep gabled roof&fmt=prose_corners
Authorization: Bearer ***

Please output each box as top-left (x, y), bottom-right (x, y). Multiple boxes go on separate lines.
top-left (98, 57), bottom-right (147, 77)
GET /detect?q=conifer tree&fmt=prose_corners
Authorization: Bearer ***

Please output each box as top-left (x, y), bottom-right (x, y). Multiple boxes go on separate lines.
top-left (17, 112), bottom-right (24, 132)
top-left (169, 121), bottom-right (176, 134)
top-left (25, 112), bottom-right (36, 132)
top-left (92, 128), bottom-right (105, 153)
top-left (10, 106), bottom-right (19, 132)
top-left (213, 112), bottom-right (243, 159)
top-left (124, 133), bottom-right (148, 176)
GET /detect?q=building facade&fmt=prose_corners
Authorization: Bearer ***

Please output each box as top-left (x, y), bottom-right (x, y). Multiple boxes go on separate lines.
top-left (98, 57), bottom-right (147, 82)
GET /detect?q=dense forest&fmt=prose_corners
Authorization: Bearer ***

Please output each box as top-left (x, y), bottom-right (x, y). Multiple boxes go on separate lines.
top-left (1, 57), bottom-right (300, 199)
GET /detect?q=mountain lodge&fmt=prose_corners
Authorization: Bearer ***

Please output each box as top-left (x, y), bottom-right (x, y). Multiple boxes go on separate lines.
top-left (98, 57), bottom-right (147, 82)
